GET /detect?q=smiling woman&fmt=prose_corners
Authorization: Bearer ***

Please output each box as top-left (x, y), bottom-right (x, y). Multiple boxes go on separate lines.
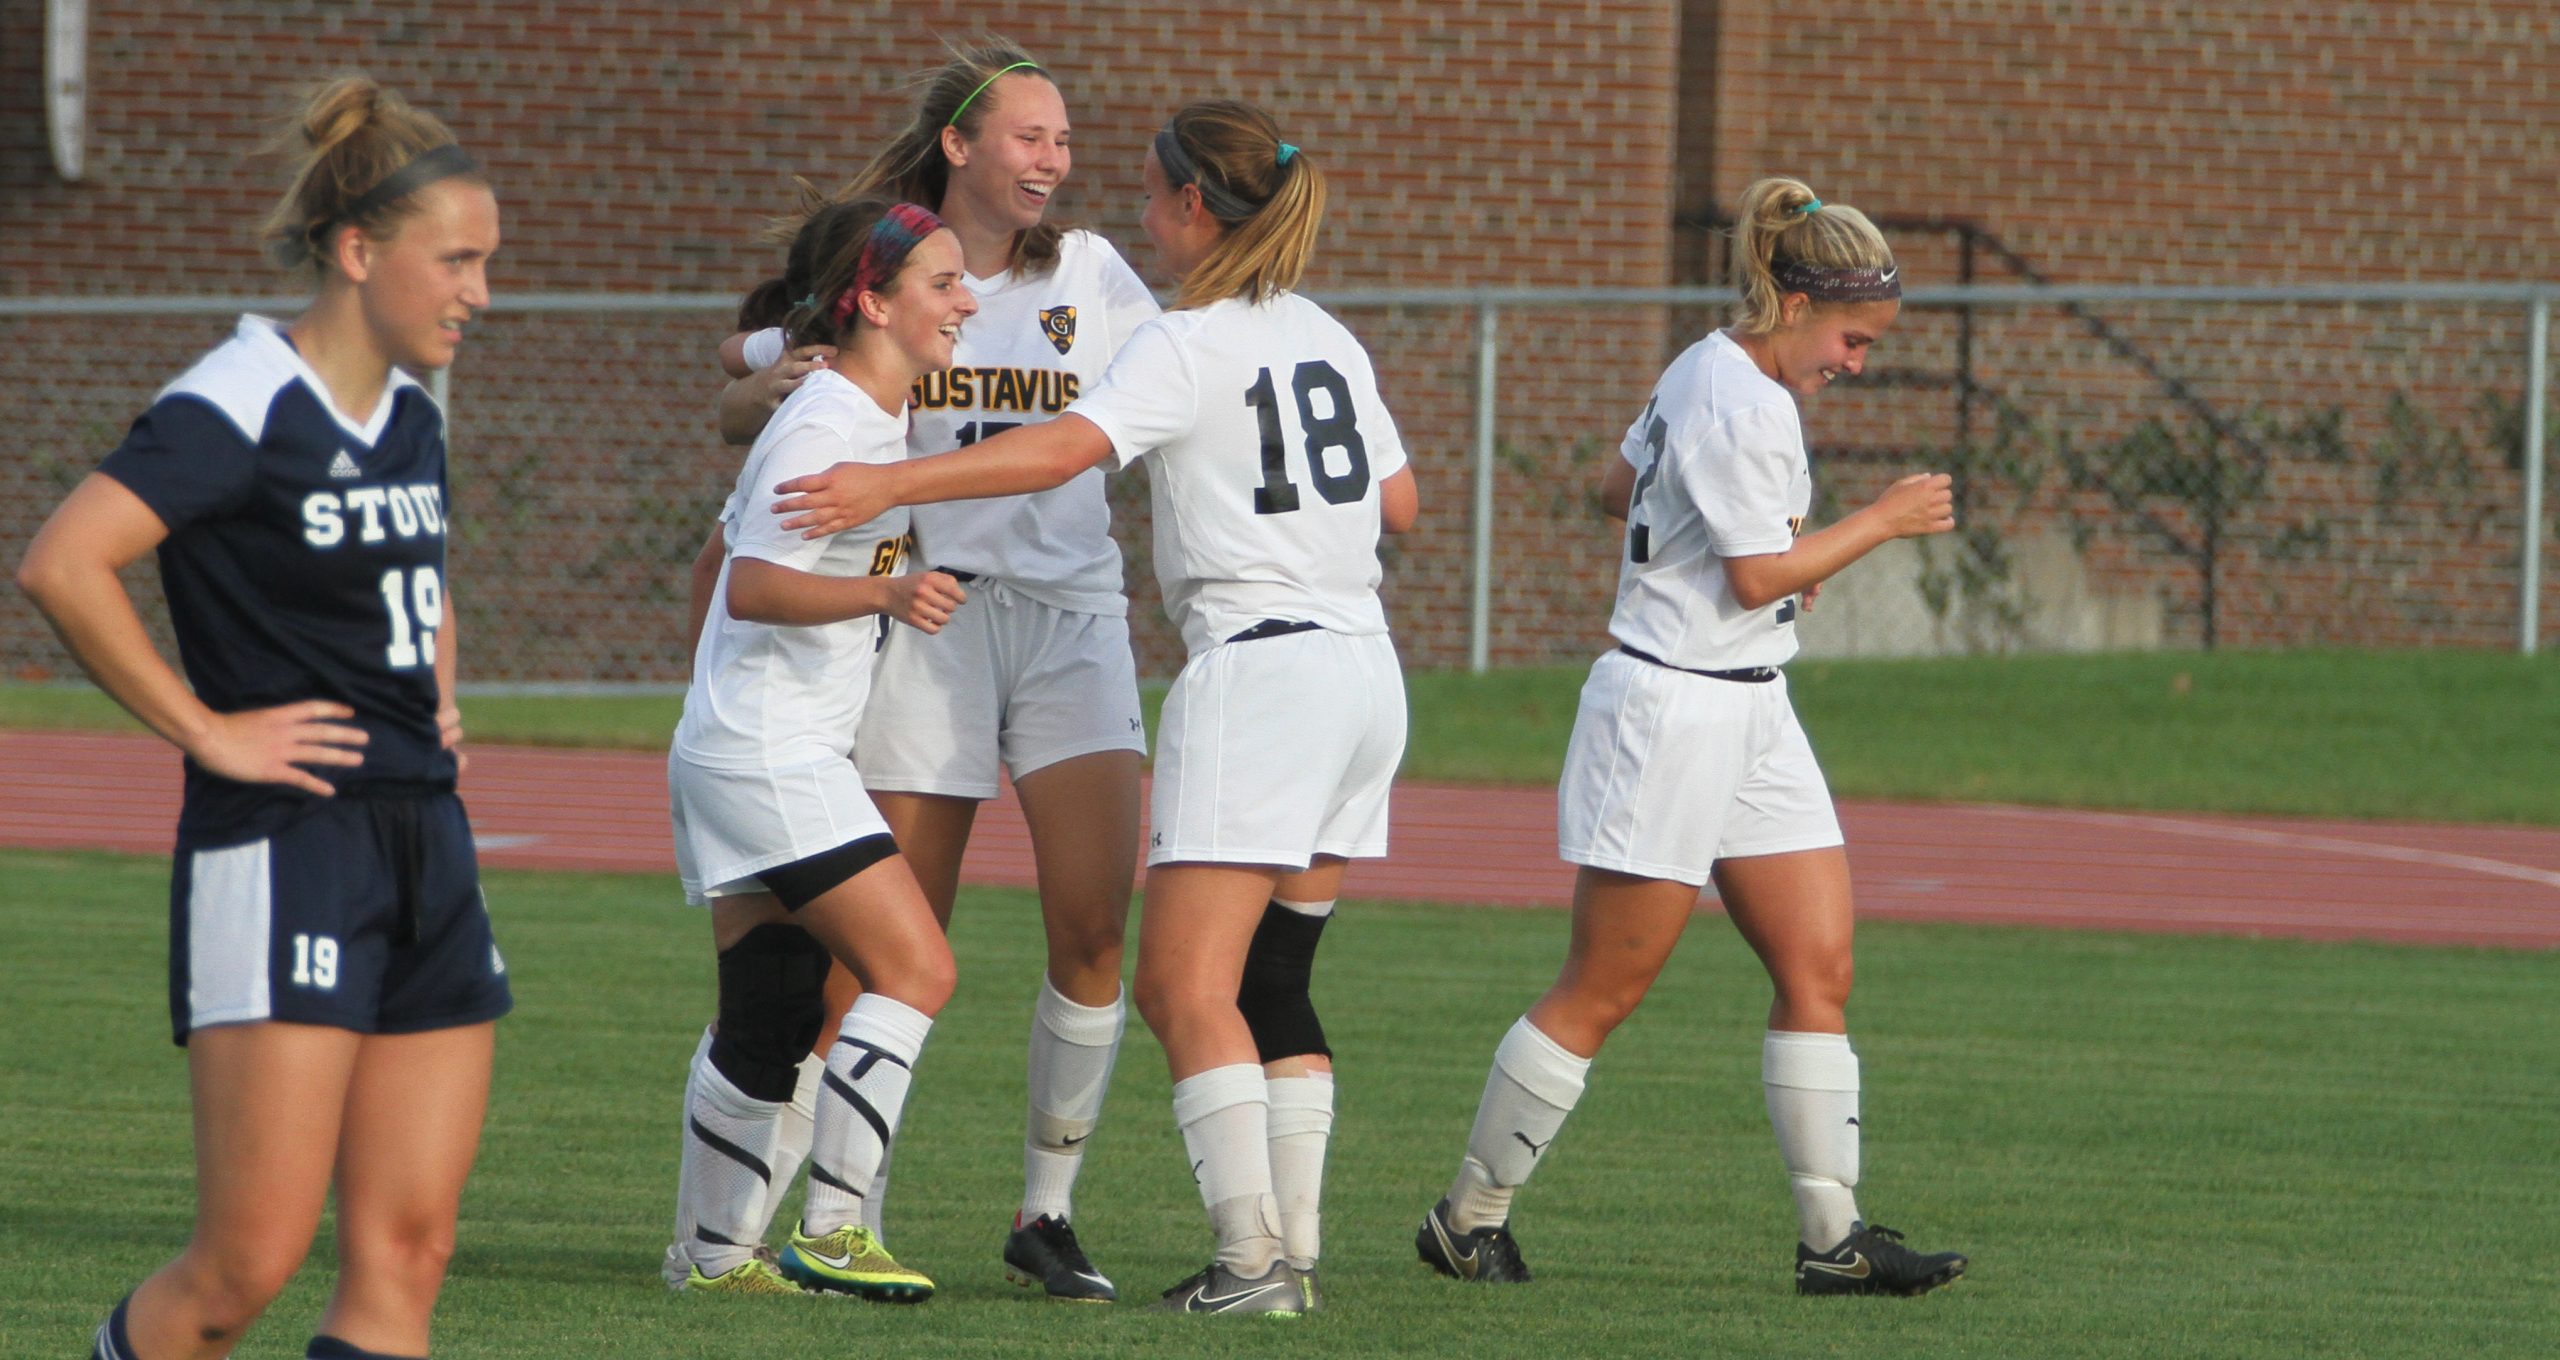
top-left (690, 41), bottom-right (1162, 1306)
top-left (659, 197), bottom-right (979, 1302)
top-left (1414, 175), bottom-right (1970, 1301)
top-left (14, 75), bottom-right (510, 1360)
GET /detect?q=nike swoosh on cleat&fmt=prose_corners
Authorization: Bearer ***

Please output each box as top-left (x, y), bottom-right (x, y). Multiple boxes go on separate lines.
top-left (1802, 1253), bottom-right (1872, 1279)
top-left (1434, 1221), bottom-right (1481, 1277)
top-left (1192, 1281), bottom-right (1292, 1310)
top-left (800, 1249), bottom-right (856, 1270)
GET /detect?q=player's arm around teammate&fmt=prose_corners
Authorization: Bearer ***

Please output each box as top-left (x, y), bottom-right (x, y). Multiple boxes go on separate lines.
top-left (1415, 177), bottom-right (1971, 1299)
top-left (664, 200), bottom-right (979, 1302)
top-left (702, 45), bottom-right (1162, 1300)
top-left (18, 78), bottom-right (508, 1360)
top-left (778, 101), bottom-right (1414, 1317)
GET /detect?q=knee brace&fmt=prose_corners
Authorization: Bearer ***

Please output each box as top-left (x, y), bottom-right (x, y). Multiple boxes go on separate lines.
top-left (710, 924), bottom-right (830, 1101)
top-left (1236, 900), bottom-right (1331, 1063)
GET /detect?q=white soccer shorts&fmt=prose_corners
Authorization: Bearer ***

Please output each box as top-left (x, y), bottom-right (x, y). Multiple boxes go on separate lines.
top-left (1557, 648), bottom-right (1843, 886)
top-left (668, 752), bottom-right (893, 905)
top-left (1148, 627), bottom-right (1406, 869)
top-left (854, 583), bottom-right (1146, 800)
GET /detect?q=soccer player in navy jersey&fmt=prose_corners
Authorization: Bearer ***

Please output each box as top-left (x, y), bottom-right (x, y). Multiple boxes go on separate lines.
top-left (18, 77), bottom-right (507, 1360)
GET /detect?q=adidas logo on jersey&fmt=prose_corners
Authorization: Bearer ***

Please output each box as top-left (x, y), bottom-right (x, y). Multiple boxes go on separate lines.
top-left (328, 450), bottom-right (362, 479)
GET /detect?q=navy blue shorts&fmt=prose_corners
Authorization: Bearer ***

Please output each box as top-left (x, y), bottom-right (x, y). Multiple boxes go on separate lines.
top-left (167, 792), bottom-right (513, 1045)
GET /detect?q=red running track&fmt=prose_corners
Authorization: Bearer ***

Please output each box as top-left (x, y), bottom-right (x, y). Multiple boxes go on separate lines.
top-left (5, 729), bottom-right (2556, 949)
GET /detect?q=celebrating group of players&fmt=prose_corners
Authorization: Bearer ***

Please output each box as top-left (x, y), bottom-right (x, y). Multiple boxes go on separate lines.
top-left (20, 40), bottom-right (1967, 1360)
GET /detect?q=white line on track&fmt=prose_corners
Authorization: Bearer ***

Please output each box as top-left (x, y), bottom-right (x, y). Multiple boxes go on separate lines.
top-left (1976, 806), bottom-right (2560, 893)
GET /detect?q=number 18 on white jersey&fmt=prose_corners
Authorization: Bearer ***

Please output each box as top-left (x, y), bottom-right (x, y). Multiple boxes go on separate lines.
top-left (1069, 293), bottom-right (1410, 654)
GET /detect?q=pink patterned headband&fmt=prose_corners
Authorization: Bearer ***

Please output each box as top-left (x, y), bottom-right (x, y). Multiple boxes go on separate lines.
top-left (831, 202), bottom-right (948, 328)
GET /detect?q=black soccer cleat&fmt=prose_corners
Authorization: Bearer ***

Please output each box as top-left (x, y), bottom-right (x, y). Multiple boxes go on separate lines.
top-left (1415, 1197), bottom-right (1533, 1283)
top-left (1795, 1221), bottom-right (1967, 1297)
top-left (1152, 1260), bottom-right (1305, 1316)
top-left (1003, 1213), bottom-right (1117, 1303)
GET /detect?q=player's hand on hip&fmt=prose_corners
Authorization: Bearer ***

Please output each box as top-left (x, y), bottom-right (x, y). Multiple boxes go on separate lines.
top-left (190, 700), bottom-right (369, 797)
top-left (773, 462), bottom-right (892, 538)
top-left (1874, 472), bottom-right (1957, 538)
top-left (437, 702), bottom-right (470, 774)
top-left (886, 570), bottom-right (969, 634)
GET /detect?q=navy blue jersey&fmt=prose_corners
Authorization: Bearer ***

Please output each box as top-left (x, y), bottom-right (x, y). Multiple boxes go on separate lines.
top-left (99, 316), bottom-right (457, 842)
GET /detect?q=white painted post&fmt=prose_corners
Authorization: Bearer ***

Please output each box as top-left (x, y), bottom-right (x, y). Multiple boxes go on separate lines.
top-left (1470, 301), bottom-right (1499, 673)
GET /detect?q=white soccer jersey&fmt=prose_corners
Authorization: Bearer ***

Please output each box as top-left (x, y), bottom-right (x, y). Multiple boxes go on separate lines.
top-left (674, 369), bottom-right (914, 770)
top-left (1609, 330), bottom-right (1812, 670)
top-left (745, 230), bottom-right (1157, 613)
top-left (1066, 292), bottom-right (1411, 655)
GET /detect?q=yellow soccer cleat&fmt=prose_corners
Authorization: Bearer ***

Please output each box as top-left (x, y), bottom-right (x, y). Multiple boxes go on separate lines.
top-left (680, 1255), bottom-right (804, 1295)
top-left (779, 1223), bottom-right (936, 1303)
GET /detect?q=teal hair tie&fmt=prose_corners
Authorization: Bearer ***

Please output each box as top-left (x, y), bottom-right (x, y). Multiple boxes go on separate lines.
top-left (794, 293), bottom-right (817, 309)
top-left (1276, 142), bottom-right (1299, 165)
top-left (1795, 198), bottom-right (1824, 215)
top-left (948, 60), bottom-right (1041, 128)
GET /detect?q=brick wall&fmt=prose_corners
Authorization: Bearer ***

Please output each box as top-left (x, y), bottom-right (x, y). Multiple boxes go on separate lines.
top-left (8, 1), bottom-right (2551, 680)
top-left (1, 0), bottom-right (1678, 680)
top-left (1687, 0), bottom-right (2559, 649)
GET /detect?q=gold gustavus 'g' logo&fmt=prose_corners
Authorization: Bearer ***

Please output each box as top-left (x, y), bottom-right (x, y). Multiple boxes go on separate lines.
top-left (1039, 306), bottom-right (1077, 355)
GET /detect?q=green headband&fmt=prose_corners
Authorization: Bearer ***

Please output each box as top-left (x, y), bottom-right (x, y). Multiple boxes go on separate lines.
top-left (949, 61), bottom-right (1042, 127)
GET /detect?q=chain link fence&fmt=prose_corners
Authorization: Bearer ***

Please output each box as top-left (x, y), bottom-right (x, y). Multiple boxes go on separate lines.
top-left (2, 286), bottom-right (2551, 686)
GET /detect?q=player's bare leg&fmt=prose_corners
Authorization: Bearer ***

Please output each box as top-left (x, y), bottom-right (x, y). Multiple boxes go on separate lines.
top-left (871, 791), bottom-right (979, 930)
top-left (1136, 863), bottom-right (1299, 1299)
top-left (121, 1023), bottom-right (360, 1360)
top-left (1002, 750), bottom-right (1140, 1300)
top-left (811, 791), bottom-right (977, 1237)
top-left (1015, 749), bottom-right (1140, 1005)
top-left (1526, 868), bottom-right (1701, 1056)
top-left (1426, 869), bottom-right (1695, 1279)
top-left (1714, 846), bottom-right (1854, 1034)
top-left (320, 1023), bottom-right (495, 1353)
top-left (775, 858), bottom-right (954, 1301)
top-left (1715, 846), bottom-right (1964, 1294)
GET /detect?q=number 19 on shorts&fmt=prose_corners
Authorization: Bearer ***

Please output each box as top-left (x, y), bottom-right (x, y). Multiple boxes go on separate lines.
top-left (291, 932), bottom-right (341, 990)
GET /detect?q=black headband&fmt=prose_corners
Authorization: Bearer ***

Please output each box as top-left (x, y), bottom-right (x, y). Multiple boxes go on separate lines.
top-left (1154, 126), bottom-right (1262, 223)
top-left (1772, 258), bottom-right (1902, 303)
top-left (325, 143), bottom-right (481, 235)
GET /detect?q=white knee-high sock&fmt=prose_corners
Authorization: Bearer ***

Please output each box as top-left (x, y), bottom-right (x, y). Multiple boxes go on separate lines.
top-left (1447, 1017), bottom-right (1590, 1232)
top-left (757, 1050), bottom-right (824, 1238)
top-left (801, 995), bottom-right (933, 1237)
top-left (1764, 1029), bottom-right (1863, 1252)
top-left (667, 1026), bottom-right (715, 1278)
top-left (1171, 1063), bottom-right (1282, 1275)
top-left (674, 1036), bottom-right (785, 1275)
top-left (1022, 979), bottom-right (1126, 1224)
top-left (864, 1143), bottom-right (892, 1239)
top-left (1266, 1072), bottom-right (1335, 1271)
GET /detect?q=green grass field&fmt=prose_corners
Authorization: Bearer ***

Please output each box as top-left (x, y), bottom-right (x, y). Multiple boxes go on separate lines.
top-left (5, 848), bottom-right (2555, 1358)
top-left (9, 649), bottom-right (2555, 821)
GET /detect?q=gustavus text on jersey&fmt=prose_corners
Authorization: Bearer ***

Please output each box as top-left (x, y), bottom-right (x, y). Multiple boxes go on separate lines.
top-left (910, 366), bottom-right (1080, 415)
